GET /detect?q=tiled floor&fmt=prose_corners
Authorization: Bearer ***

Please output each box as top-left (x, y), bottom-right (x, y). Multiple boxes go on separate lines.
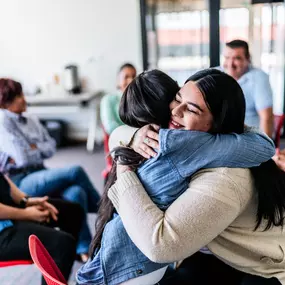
top-left (0, 144), bottom-right (105, 285)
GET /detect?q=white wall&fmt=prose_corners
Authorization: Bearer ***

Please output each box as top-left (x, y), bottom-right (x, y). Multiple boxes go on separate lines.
top-left (0, 0), bottom-right (142, 94)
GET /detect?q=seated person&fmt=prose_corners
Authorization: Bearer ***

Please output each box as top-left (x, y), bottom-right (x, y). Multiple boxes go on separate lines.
top-left (0, 78), bottom-right (101, 262)
top-left (100, 63), bottom-right (136, 135)
top-left (219, 40), bottom-right (274, 137)
top-left (0, 173), bottom-right (84, 285)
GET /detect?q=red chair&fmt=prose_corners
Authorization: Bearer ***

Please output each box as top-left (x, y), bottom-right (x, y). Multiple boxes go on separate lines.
top-left (274, 114), bottom-right (285, 152)
top-left (101, 128), bottom-right (113, 182)
top-left (28, 235), bottom-right (67, 285)
top-left (0, 260), bottom-right (33, 268)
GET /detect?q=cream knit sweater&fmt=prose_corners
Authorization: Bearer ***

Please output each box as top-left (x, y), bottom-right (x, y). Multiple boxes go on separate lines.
top-left (108, 126), bottom-right (285, 284)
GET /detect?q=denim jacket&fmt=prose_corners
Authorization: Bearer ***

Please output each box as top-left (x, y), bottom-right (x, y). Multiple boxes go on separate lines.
top-left (77, 128), bottom-right (275, 285)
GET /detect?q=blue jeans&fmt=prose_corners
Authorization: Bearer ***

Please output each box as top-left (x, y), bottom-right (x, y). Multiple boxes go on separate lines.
top-left (11, 165), bottom-right (100, 254)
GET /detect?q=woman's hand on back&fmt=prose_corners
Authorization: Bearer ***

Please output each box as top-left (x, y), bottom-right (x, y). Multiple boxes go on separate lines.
top-left (130, 124), bottom-right (160, 159)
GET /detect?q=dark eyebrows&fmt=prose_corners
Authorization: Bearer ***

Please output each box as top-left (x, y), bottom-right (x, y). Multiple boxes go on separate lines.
top-left (187, 102), bottom-right (203, 112)
top-left (177, 90), bottom-right (203, 112)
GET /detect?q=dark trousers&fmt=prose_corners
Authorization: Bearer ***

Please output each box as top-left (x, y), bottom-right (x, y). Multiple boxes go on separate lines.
top-left (160, 252), bottom-right (281, 285)
top-left (0, 199), bottom-right (84, 285)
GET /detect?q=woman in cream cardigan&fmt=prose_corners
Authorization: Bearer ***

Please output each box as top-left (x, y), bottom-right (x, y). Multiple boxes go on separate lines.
top-left (107, 72), bottom-right (285, 284)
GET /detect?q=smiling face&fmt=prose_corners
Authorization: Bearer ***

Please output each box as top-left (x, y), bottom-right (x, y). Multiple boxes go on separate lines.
top-left (118, 67), bottom-right (137, 93)
top-left (223, 46), bottom-right (250, 80)
top-left (169, 81), bottom-right (213, 131)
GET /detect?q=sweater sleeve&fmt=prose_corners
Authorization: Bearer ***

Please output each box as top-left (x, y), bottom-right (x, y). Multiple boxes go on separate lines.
top-left (108, 169), bottom-right (248, 263)
top-left (108, 125), bottom-right (138, 151)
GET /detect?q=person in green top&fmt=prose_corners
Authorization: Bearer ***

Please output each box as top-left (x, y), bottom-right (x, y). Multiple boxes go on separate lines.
top-left (100, 63), bottom-right (137, 135)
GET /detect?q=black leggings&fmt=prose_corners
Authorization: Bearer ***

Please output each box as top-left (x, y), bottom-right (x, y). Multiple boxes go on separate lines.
top-left (160, 252), bottom-right (281, 285)
top-left (0, 199), bottom-right (84, 285)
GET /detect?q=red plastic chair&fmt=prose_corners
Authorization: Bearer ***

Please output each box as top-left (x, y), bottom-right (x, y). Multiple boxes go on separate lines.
top-left (274, 114), bottom-right (285, 152)
top-left (28, 235), bottom-right (67, 285)
top-left (101, 127), bottom-right (113, 182)
top-left (0, 260), bottom-right (33, 268)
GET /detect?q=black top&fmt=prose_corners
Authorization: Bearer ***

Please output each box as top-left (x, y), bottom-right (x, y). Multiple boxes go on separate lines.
top-left (0, 173), bottom-right (16, 207)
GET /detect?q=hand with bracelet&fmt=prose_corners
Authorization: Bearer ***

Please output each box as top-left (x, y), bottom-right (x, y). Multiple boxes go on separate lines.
top-left (25, 196), bottom-right (58, 222)
top-left (5, 175), bottom-right (58, 223)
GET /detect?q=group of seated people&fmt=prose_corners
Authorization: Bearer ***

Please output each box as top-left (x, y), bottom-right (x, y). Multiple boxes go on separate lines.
top-left (1, 60), bottom-right (285, 285)
top-left (0, 78), bottom-right (102, 284)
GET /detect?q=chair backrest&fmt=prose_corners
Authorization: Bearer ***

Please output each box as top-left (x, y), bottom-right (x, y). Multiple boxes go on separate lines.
top-left (102, 126), bottom-right (113, 179)
top-left (0, 260), bottom-right (33, 268)
top-left (103, 128), bottom-right (110, 155)
top-left (274, 114), bottom-right (285, 150)
top-left (28, 235), bottom-right (67, 285)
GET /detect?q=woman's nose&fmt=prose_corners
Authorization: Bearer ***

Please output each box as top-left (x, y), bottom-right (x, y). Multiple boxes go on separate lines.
top-left (172, 104), bottom-right (184, 118)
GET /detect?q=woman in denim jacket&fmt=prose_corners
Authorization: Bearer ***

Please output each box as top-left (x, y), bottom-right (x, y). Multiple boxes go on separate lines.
top-left (77, 69), bottom-right (275, 285)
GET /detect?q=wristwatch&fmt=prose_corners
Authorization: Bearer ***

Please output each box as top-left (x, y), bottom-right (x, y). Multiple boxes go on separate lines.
top-left (19, 195), bottom-right (30, 208)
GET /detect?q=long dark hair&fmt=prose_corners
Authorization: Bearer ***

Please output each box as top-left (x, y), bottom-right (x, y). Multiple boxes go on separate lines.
top-left (90, 70), bottom-right (180, 256)
top-left (187, 69), bottom-right (285, 231)
top-left (251, 159), bottom-right (285, 230)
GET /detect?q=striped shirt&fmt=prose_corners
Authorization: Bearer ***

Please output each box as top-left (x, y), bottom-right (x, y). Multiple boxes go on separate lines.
top-left (0, 109), bottom-right (56, 171)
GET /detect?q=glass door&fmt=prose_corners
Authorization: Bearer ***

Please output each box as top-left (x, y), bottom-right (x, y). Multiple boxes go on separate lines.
top-left (219, 0), bottom-right (285, 115)
top-left (252, 3), bottom-right (285, 115)
top-left (145, 0), bottom-right (209, 86)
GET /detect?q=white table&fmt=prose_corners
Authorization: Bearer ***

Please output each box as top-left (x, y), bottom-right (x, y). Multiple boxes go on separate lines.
top-left (26, 91), bottom-right (105, 152)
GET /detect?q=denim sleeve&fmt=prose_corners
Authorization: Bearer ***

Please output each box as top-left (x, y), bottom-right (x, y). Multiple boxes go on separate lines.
top-left (161, 129), bottom-right (275, 178)
top-left (33, 117), bottom-right (56, 159)
top-left (253, 71), bottom-right (273, 111)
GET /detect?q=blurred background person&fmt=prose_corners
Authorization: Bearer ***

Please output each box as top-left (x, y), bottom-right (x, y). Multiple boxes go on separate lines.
top-left (0, 78), bottom-right (101, 262)
top-left (220, 40), bottom-right (274, 137)
top-left (100, 63), bottom-right (137, 135)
